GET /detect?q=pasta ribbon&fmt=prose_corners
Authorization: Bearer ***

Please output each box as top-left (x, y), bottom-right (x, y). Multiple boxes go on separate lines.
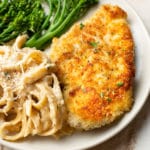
top-left (0, 35), bottom-right (66, 141)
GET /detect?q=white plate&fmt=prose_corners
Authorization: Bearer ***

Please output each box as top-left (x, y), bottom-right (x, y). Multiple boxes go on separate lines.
top-left (1, 0), bottom-right (150, 149)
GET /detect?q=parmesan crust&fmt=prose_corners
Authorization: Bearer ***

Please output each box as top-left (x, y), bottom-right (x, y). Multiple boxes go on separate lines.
top-left (50, 5), bottom-right (135, 130)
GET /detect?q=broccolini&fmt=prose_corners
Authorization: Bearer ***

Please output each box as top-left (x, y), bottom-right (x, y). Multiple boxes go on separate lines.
top-left (0, 0), bottom-right (98, 49)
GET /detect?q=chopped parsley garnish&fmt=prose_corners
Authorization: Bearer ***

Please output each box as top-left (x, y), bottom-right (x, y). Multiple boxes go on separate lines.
top-left (89, 41), bottom-right (99, 48)
top-left (107, 97), bottom-right (112, 102)
top-left (116, 82), bottom-right (124, 87)
top-left (80, 23), bottom-right (85, 29)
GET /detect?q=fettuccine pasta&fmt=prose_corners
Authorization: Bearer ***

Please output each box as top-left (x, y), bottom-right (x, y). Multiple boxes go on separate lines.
top-left (0, 35), bottom-right (66, 141)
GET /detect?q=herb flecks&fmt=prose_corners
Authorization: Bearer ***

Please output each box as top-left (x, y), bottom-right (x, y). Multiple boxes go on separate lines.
top-left (89, 41), bottom-right (99, 48)
top-left (99, 91), bottom-right (112, 102)
top-left (80, 23), bottom-right (85, 30)
top-left (89, 41), bottom-right (100, 53)
top-left (116, 82), bottom-right (124, 87)
top-left (107, 97), bottom-right (112, 102)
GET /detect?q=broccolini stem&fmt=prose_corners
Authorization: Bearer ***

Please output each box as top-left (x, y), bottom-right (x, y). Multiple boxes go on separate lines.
top-left (26, 0), bottom-right (87, 49)
top-left (41, 0), bottom-right (53, 29)
top-left (0, 25), bottom-right (14, 39)
top-left (25, 0), bottom-right (53, 47)
top-left (0, 31), bottom-right (19, 43)
top-left (0, 0), bottom-right (8, 14)
top-left (49, 0), bottom-right (61, 26)
top-left (49, 0), bottom-right (67, 31)
top-left (0, 5), bottom-right (15, 31)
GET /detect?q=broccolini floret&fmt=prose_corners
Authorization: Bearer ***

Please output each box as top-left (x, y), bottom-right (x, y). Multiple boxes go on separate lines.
top-left (0, 0), bottom-right (46, 43)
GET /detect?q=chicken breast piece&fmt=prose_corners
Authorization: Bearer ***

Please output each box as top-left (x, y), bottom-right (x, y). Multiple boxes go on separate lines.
top-left (50, 5), bottom-right (135, 130)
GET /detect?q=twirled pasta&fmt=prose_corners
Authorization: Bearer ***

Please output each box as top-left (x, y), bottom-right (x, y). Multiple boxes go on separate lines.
top-left (0, 35), bottom-right (66, 141)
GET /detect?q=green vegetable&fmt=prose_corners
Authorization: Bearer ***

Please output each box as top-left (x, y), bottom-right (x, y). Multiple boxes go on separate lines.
top-left (0, 0), bottom-right (46, 43)
top-left (25, 0), bottom-right (99, 49)
top-left (0, 0), bottom-right (98, 49)
top-left (0, 0), bottom-right (8, 14)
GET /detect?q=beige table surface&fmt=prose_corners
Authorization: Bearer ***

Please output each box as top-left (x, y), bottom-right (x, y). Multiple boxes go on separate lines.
top-left (0, 0), bottom-right (150, 150)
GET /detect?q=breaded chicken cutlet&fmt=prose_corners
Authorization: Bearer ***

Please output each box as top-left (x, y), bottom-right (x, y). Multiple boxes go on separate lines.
top-left (50, 5), bottom-right (135, 130)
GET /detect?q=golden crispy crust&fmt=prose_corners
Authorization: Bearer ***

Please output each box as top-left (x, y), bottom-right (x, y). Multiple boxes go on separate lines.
top-left (50, 5), bottom-right (135, 130)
